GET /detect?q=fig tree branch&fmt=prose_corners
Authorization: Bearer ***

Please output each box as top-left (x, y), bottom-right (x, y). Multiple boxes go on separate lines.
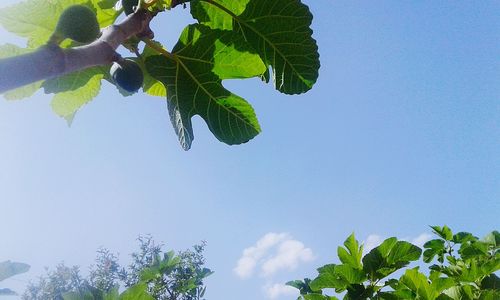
top-left (0, 10), bottom-right (153, 94)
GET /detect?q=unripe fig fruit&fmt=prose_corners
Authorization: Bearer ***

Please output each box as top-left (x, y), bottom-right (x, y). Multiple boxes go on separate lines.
top-left (110, 59), bottom-right (144, 93)
top-left (122, 0), bottom-right (140, 15)
top-left (55, 5), bottom-right (100, 44)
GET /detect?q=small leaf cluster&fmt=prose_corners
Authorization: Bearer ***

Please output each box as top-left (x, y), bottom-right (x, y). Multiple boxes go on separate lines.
top-left (287, 226), bottom-right (500, 300)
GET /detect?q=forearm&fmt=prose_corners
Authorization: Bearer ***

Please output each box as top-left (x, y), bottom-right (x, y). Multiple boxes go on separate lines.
top-left (0, 9), bottom-right (153, 94)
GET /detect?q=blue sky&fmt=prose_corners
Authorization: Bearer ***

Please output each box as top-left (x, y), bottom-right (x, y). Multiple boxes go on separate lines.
top-left (0, 0), bottom-right (499, 299)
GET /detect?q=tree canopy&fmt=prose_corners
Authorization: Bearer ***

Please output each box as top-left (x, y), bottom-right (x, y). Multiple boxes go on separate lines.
top-left (288, 227), bottom-right (500, 300)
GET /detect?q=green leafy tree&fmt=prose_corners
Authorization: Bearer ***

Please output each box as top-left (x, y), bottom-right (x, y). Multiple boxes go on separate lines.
top-left (0, 260), bottom-right (30, 296)
top-left (23, 236), bottom-right (212, 300)
top-left (22, 264), bottom-right (88, 300)
top-left (0, 0), bottom-right (320, 150)
top-left (288, 226), bottom-right (499, 300)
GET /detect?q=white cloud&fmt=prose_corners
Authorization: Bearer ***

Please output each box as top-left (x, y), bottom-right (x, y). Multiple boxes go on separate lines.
top-left (234, 232), bottom-right (314, 279)
top-left (410, 233), bottom-right (432, 247)
top-left (263, 283), bottom-right (297, 299)
top-left (363, 234), bottom-right (383, 254)
top-left (261, 239), bottom-right (314, 277)
top-left (234, 232), bottom-right (290, 279)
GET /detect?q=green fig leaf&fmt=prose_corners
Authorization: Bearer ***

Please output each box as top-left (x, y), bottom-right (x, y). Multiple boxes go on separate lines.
top-left (43, 66), bottom-right (107, 121)
top-left (191, 0), bottom-right (250, 30)
top-left (190, 0), bottom-right (320, 94)
top-left (146, 24), bottom-right (265, 150)
top-left (141, 41), bottom-right (168, 98)
top-left (119, 283), bottom-right (154, 300)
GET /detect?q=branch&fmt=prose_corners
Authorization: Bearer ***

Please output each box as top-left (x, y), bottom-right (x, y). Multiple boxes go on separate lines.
top-left (0, 10), bottom-right (154, 94)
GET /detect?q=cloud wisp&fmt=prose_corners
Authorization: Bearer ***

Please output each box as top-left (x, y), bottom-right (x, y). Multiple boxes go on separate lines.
top-left (234, 232), bottom-right (315, 299)
top-left (410, 233), bottom-right (433, 248)
top-left (261, 239), bottom-right (314, 277)
top-left (363, 234), bottom-right (384, 253)
top-left (263, 283), bottom-right (297, 299)
top-left (234, 232), bottom-right (315, 279)
top-left (234, 232), bottom-right (289, 279)
top-left (363, 232), bottom-right (432, 254)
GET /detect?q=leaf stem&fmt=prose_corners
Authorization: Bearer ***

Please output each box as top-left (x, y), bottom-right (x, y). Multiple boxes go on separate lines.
top-left (142, 38), bottom-right (175, 59)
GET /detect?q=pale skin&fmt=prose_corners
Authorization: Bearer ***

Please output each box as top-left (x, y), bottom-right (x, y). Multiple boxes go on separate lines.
top-left (0, 9), bottom-right (152, 94)
top-left (0, 0), bottom-right (192, 94)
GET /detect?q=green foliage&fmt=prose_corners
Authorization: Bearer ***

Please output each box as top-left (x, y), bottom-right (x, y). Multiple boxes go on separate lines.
top-left (191, 0), bottom-right (320, 94)
top-left (23, 236), bottom-right (212, 300)
top-left (54, 5), bottom-right (101, 44)
top-left (146, 24), bottom-right (264, 149)
top-left (110, 59), bottom-right (145, 93)
top-left (0, 0), bottom-right (320, 150)
top-left (118, 284), bottom-right (154, 300)
top-left (22, 264), bottom-right (87, 300)
top-left (44, 66), bottom-right (108, 123)
top-left (0, 260), bottom-right (30, 296)
top-left (288, 226), bottom-right (500, 300)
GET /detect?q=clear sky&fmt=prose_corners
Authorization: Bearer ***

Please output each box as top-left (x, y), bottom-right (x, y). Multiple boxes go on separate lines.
top-left (0, 1), bottom-right (499, 299)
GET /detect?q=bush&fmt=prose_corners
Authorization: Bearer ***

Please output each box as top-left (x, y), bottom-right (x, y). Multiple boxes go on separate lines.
top-left (288, 226), bottom-right (499, 300)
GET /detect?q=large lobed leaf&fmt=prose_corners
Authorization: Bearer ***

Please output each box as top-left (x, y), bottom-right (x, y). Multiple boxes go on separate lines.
top-left (43, 67), bottom-right (107, 121)
top-left (191, 0), bottom-right (320, 94)
top-left (423, 239), bottom-right (446, 263)
top-left (309, 264), bottom-right (345, 292)
top-left (337, 233), bottom-right (363, 270)
top-left (362, 238), bottom-right (421, 281)
top-left (119, 283), bottom-right (154, 300)
top-left (430, 225), bottom-right (453, 241)
top-left (400, 268), bottom-right (437, 300)
top-left (146, 24), bottom-right (266, 149)
top-left (191, 0), bottom-right (250, 30)
top-left (141, 42), bottom-right (168, 98)
top-left (0, 260), bottom-right (30, 282)
top-left (309, 264), bottom-right (365, 292)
